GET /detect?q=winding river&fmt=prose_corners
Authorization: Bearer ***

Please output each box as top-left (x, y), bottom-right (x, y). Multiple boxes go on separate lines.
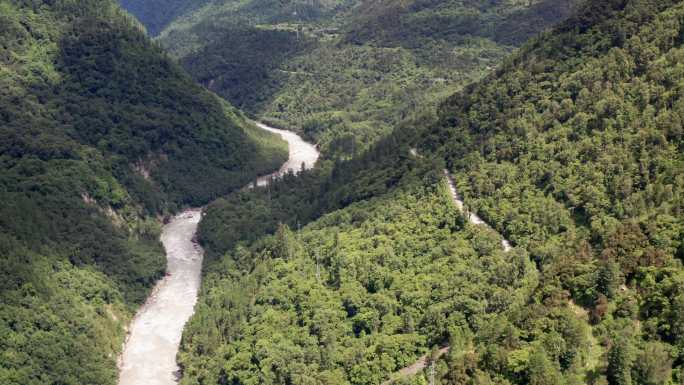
top-left (117, 123), bottom-right (319, 385)
top-left (254, 123), bottom-right (319, 186)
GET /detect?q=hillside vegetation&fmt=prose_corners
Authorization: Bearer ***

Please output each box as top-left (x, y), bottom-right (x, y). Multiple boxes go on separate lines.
top-left (182, 143), bottom-right (545, 385)
top-left (423, 0), bottom-right (684, 382)
top-left (179, 0), bottom-right (684, 384)
top-left (0, 1), bottom-right (285, 384)
top-left (147, 0), bottom-right (577, 158)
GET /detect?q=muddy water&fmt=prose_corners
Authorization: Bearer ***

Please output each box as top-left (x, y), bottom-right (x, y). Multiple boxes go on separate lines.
top-left (117, 123), bottom-right (318, 385)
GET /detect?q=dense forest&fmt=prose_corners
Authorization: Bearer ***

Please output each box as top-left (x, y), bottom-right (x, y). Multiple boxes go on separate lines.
top-left (184, 142), bottom-right (544, 385)
top-left (4, 0), bottom-right (684, 384)
top-left (178, 0), bottom-right (684, 384)
top-left (417, 0), bottom-right (684, 381)
top-left (126, 0), bottom-right (579, 158)
top-left (0, 0), bottom-right (286, 384)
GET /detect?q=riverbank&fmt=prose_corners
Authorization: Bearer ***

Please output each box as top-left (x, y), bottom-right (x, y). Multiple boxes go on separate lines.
top-left (117, 123), bottom-right (319, 385)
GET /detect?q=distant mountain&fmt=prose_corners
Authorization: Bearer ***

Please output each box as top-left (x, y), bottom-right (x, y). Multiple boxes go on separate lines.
top-left (344, 0), bottom-right (577, 47)
top-left (0, 1), bottom-right (285, 384)
top-left (118, 0), bottom-right (210, 36)
top-left (124, 0), bottom-right (578, 158)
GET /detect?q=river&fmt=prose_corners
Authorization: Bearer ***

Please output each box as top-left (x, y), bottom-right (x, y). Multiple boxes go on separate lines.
top-left (117, 122), bottom-right (318, 385)
top-left (254, 122), bottom-right (319, 186)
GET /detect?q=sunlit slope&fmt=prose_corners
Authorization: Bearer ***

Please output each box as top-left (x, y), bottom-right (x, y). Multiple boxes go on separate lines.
top-left (423, 0), bottom-right (684, 382)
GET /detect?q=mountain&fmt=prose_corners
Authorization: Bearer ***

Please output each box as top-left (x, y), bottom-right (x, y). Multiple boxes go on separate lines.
top-left (178, 0), bottom-right (684, 384)
top-left (344, 0), bottom-right (577, 47)
top-left (127, 0), bottom-right (578, 158)
top-left (118, 0), bottom-right (210, 36)
top-left (0, 1), bottom-right (285, 384)
top-left (180, 134), bottom-right (542, 385)
top-left (421, 0), bottom-right (683, 382)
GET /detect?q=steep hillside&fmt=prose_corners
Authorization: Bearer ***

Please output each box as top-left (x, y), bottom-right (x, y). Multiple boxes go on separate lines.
top-left (149, 0), bottom-right (577, 158)
top-left (0, 1), bottom-right (285, 384)
top-left (181, 144), bottom-right (545, 385)
top-left (178, 1), bottom-right (684, 384)
top-left (422, 0), bottom-right (684, 382)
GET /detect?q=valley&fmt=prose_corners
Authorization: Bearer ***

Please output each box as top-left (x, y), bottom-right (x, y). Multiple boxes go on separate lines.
top-left (117, 123), bottom-right (319, 385)
top-left (152, 0), bottom-right (579, 158)
top-left (168, 2), bottom-right (684, 384)
top-left (2, 0), bottom-right (683, 385)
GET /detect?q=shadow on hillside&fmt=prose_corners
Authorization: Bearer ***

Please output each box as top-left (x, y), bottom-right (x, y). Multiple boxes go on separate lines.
top-left (179, 24), bottom-right (315, 115)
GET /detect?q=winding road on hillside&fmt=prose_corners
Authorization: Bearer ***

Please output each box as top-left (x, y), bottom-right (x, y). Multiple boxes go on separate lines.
top-left (443, 170), bottom-right (513, 251)
top-left (117, 123), bottom-right (318, 385)
top-left (410, 148), bottom-right (512, 251)
top-left (381, 150), bottom-right (514, 385)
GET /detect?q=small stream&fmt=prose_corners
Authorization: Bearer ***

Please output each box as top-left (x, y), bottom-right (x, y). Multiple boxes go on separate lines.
top-left (117, 123), bottom-right (318, 385)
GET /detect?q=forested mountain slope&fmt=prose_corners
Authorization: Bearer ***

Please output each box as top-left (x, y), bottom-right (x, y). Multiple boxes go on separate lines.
top-left (181, 139), bottom-right (545, 385)
top-left (344, 0), bottom-right (576, 47)
top-left (178, 0), bottom-right (684, 384)
top-left (420, 0), bottom-right (684, 382)
top-left (0, 1), bottom-right (285, 384)
top-left (140, 0), bottom-right (577, 158)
